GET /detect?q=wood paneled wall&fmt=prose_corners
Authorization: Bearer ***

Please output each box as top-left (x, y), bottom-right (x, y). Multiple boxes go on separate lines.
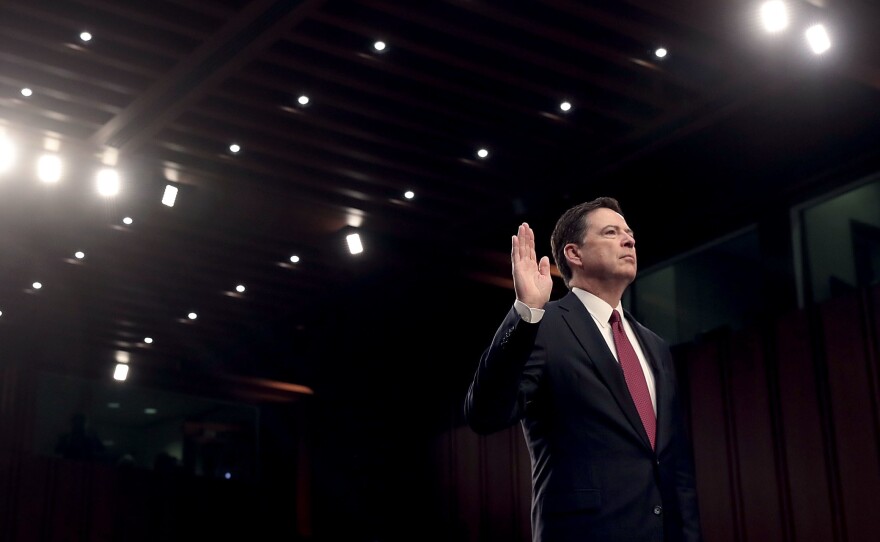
top-left (434, 284), bottom-right (880, 542)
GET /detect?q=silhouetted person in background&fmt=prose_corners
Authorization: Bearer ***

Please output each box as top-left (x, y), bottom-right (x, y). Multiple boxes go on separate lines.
top-left (55, 412), bottom-right (105, 461)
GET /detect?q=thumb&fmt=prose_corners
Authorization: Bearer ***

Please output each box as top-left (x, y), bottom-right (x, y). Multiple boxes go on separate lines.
top-left (538, 256), bottom-right (551, 276)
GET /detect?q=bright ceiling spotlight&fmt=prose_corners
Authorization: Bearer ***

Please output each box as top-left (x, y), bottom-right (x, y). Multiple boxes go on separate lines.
top-left (113, 364), bottom-right (129, 381)
top-left (560, 101), bottom-right (572, 112)
top-left (144, 337), bottom-right (153, 344)
top-left (80, 31), bottom-right (92, 42)
top-left (0, 133), bottom-right (15, 173)
top-left (20, 88), bottom-right (33, 97)
top-left (122, 216), bottom-right (133, 225)
top-left (760, 1), bottom-right (789, 33)
top-left (235, 284), bottom-right (246, 293)
top-left (476, 148), bottom-right (489, 159)
top-left (346, 232), bottom-right (364, 255)
top-left (74, 251), bottom-right (85, 259)
top-left (162, 184), bottom-right (178, 207)
top-left (298, 95), bottom-right (310, 106)
top-left (654, 47), bottom-right (668, 58)
top-left (37, 153), bottom-right (62, 183)
top-left (96, 168), bottom-right (120, 197)
top-left (228, 143), bottom-right (241, 154)
top-left (289, 255), bottom-right (300, 263)
top-left (805, 23), bottom-right (831, 54)
top-left (32, 282), bottom-right (42, 290)
top-left (404, 190), bottom-right (415, 199)
top-left (187, 312), bottom-right (198, 320)
top-left (373, 40), bottom-right (387, 52)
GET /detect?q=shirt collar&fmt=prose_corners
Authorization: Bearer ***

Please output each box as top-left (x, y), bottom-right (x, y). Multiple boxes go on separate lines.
top-left (571, 287), bottom-right (623, 329)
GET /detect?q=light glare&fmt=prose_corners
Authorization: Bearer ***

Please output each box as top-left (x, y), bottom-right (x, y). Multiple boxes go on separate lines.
top-left (21, 88), bottom-right (33, 97)
top-left (188, 312), bottom-right (197, 320)
top-left (0, 134), bottom-right (15, 173)
top-left (290, 255), bottom-right (300, 263)
top-left (560, 101), bottom-right (572, 112)
top-left (80, 31), bottom-right (92, 42)
top-left (346, 233), bottom-right (364, 255)
top-left (806, 24), bottom-right (831, 54)
top-left (374, 41), bottom-right (386, 51)
top-left (74, 251), bottom-right (85, 259)
top-left (162, 185), bottom-right (178, 207)
top-left (96, 168), bottom-right (120, 197)
top-left (37, 154), bottom-right (62, 183)
top-left (32, 282), bottom-right (42, 290)
top-left (298, 95), bottom-right (310, 105)
top-left (229, 143), bottom-right (241, 154)
top-left (760, 1), bottom-right (789, 33)
top-left (404, 190), bottom-right (415, 199)
top-left (113, 364), bottom-right (129, 381)
top-left (654, 48), bottom-right (668, 58)
top-left (235, 284), bottom-right (246, 293)
top-left (476, 148), bottom-right (489, 159)
top-left (144, 337), bottom-right (153, 344)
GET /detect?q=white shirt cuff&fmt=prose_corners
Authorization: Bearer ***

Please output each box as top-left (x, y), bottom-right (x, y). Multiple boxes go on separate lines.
top-left (514, 300), bottom-right (545, 323)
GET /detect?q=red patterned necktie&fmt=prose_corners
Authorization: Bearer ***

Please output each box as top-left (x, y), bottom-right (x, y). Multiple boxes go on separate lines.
top-left (609, 310), bottom-right (656, 449)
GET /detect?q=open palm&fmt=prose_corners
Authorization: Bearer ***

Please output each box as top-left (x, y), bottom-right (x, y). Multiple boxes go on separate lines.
top-left (511, 223), bottom-right (553, 309)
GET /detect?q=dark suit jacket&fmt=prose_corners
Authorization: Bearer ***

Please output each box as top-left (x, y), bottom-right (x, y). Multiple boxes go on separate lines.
top-left (465, 291), bottom-right (701, 542)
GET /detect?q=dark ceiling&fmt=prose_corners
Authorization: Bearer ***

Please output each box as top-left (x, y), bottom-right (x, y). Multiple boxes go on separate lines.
top-left (2, 0), bottom-right (880, 407)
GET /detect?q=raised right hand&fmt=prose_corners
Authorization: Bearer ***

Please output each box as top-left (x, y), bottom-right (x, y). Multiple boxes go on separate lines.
top-left (511, 223), bottom-right (552, 309)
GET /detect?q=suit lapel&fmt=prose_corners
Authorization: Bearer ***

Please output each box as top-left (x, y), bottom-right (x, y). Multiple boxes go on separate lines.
top-left (558, 292), bottom-right (653, 450)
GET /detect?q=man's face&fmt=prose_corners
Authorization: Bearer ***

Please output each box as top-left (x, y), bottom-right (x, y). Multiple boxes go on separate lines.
top-left (573, 207), bottom-right (637, 284)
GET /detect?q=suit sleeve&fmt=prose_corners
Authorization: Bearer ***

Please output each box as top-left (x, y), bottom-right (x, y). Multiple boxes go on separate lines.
top-left (464, 305), bottom-right (545, 435)
top-left (668, 355), bottom-right (703, 541)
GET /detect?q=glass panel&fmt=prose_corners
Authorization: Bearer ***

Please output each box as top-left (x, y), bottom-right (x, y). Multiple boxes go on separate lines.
top-left (802, 177), bottom-right (880, 304)
top-left (632, 228), bottom-right (763, 345)
top-left (34, 372), bottom-right (259, 481)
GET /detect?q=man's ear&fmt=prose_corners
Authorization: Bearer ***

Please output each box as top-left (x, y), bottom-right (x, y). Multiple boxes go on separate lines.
top-left (564, 243), bottom-right (582, 268)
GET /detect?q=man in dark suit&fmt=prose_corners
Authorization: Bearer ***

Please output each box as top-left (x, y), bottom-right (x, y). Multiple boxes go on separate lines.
top-left (465, 197), bottom-right (701, 542)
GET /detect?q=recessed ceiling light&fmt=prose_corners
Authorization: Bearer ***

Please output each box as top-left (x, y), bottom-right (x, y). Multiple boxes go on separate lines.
top-left (32, 282), bottom-right (42, 290)
top-left (654, 47), bottom-right (668, 59)
top-left (298, 95), bottom-right (310, 106)
top-left (113, 364), bottom-right (128, 381)
top-left (404, 190), bottom-right (415, 199)
top-left (144, 337), bottom-right (153, 344)
top-left (187, 312), bottom-right (198, 320)
top-left (806, 24), bottom-right (831, 55)
top-left (373, 40), bottom-right (386, 52)
top-left (80, 31), bottom-right (92, 42)
top-left (74, 251), bottom-right (85, 259)
top-left (760, 1), bottom-right (789, 33)
top-left (37, 153), bottom-right (62, 183)
top-left (162, 184), bottom-right (178, 207)
top-left (122, 216), bottom-right (133, 225)
top-left (228, 143), bottom-right (241, 154)
top-left (346, 232), bottom-right (364, 255)
top-left (560, 101), bottom-right (572, 112)
top-left (21, 88), bottom-right (33, 98)
top-left (96, 168), bottom-right (120, 197)
top-left (235, 284), bottom-right (245, 293)
top-left (289, 255), bottom-right (300, 263)
top-left (0, 310), bottom-right (4, 317)
top-left (476, 148), bottom-right (489, 159)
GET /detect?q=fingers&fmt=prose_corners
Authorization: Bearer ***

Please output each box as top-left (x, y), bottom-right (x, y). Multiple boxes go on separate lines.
top-left (538, 255), bottom-right (550, 276)
top-left (512, 222), bottom-right (540, 264)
